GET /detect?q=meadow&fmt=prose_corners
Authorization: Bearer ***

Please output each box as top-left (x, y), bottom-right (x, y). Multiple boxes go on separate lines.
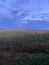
top-left (0, 30), bottom-right (49, 65)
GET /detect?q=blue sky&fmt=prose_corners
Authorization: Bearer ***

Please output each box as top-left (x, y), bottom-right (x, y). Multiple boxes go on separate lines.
top-left (0, 0), bottom-right (49, 30)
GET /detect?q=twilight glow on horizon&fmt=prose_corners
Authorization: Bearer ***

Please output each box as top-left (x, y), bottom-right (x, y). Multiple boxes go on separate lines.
top-left (0, 0), bottom-right (49, 30)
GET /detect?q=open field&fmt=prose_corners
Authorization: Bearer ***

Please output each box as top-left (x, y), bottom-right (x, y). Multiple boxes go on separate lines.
top-left (0, 30), bottom-right (49, 65)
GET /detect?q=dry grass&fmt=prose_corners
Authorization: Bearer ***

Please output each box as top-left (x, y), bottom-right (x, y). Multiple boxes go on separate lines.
top-left (0, 30), bottom-right (49, 37)
top-left (0, 30), bottom-right (49, 65)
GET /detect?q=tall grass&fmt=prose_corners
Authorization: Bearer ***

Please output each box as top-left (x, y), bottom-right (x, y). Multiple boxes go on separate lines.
top-left (0, 54), bottom-right (49, 65)
top-left (0, 33), bottom-right (49, 53)
top-left (0, 31), bottom-right (49, 65)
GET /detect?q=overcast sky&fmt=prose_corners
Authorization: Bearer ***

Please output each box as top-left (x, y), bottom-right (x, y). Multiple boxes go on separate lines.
top-left (0, 0), bottom-right (49, 30)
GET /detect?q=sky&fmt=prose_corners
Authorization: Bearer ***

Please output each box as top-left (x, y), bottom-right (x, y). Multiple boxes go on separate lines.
top-left (0, 0), bottom-right (49, 30)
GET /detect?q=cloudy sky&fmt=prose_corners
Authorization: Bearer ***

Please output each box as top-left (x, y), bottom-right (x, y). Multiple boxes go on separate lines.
top-left (0, 0), bottom-right (49, 30)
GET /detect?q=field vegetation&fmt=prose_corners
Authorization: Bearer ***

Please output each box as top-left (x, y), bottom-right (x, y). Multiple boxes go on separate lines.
top-left (0, 30), bottom-right (49, 65)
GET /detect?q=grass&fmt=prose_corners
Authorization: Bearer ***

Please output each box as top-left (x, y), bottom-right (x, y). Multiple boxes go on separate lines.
top-left (0, 54), bottom-right (49, 65)
top-left (22, 54), bottom-right (49, 65)
top-left (0, 30), bottom-right (49, 65)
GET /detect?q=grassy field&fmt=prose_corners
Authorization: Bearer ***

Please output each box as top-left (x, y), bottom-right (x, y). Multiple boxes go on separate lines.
top-left (0, 30), bottom-right (49, 65)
